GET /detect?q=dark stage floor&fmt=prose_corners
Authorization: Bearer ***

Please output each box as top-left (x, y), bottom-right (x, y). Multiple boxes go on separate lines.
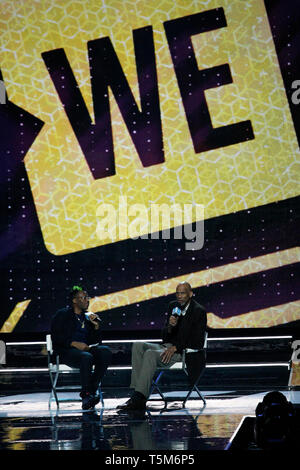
top-left (1, 389), bottom-right (299, 452)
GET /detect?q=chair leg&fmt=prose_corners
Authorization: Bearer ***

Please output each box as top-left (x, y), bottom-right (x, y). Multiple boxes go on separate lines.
top-left (183, 359), bottom-right (206, 406)
top-left (48, 357), bottom-right (61, 409)
top-left (150, 371), bottom-right (167, 406)
top-left (182, 383), bottom-right (206, 407)
top-left (49, 390), bottom-right (59, 410)
top-left (182, 388), bottom-right (193, 407)
top-left (48, 369), bottom-right (59, 409)
top-left (154, 382), bottom-right (167, 403)
top-left (194, 384), bottom-right (206, 405)
top-left (98, 383), bottom-right (104, 406)
top-left (150, 371), bottom-right (164, 398)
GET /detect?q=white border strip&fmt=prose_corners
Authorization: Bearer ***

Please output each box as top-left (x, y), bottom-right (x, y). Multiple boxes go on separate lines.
top-left (5, 335), bottom-right (292, 347)
top-left (0, 363), bottom-right (290, 373)
top-left (206, 362), bottom-right (289, 368)
top-left (208, 336), bottom-right (292, 341)
top-left (6, 342), bottom-right (46, 346)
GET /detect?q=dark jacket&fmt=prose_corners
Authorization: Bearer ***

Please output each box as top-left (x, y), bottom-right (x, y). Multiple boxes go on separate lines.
top-left (161, 298), bottom-right (207, 354)
top-left (51, 307), bottom-right (102, 355)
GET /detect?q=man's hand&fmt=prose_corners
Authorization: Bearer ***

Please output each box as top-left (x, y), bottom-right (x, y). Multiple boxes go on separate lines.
top-left (86, 312), bottom-right (100, 329)
top-left (168, 315), bottom-right (178, 327)
top-left (160, 345), bottom-right (177, 364)
top-left (71, 341), bottom-right (90, 351)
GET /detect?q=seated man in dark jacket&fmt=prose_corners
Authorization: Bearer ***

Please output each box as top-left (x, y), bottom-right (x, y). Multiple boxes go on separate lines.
top-left (117, 281), bottom-right (207, 411)
top-left (51, 285), bottom-right (112, 410)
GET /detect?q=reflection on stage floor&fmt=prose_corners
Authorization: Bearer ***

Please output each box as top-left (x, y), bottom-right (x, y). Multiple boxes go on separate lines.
top-left (0, 389), bottom-right (299, 451)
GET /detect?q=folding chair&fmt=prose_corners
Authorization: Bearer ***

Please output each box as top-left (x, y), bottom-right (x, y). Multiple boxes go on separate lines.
top-left (46, 334), bottom-right (104, 409)
top-left (149, 332), bottom-right (208, 408)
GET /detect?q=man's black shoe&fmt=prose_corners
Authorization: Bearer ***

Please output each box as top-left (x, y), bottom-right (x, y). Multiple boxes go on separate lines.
top-left (91, 392), bottom-right (101, 407)
top-left (116, 397), bottom-right (134, 410)
top-left (117, 408), bottom-right (146, 419)
top-left (81, 392), bottom-right (95, 410)
top-left (119, 397), bottom-right (146, 411)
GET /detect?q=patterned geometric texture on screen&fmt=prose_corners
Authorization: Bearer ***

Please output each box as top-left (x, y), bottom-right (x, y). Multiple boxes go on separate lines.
top-left (0, 0), bottom-right (299, 333)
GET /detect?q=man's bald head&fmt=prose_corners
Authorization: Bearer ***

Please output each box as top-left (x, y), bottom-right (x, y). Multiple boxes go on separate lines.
top-left (177, 281), bottom-right (192, 292)
top-left (176, 281), bottom-right (193, 306)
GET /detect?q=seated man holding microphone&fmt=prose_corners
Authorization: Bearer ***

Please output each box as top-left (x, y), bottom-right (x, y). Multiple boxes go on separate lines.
top-left (51, 285), bottom-right (112, 410)
top-left (118, 281), bottom-right (207, 412)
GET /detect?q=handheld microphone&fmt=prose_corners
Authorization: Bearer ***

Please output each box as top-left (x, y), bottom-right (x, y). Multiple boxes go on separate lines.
top-left (86, 312), bottom-right (102, 323)
top-left (172, 307), bottom-right (181, 317)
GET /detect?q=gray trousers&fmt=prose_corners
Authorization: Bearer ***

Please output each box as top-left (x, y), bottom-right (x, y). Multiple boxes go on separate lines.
top-left (130, 342), bottom-right (182, 399)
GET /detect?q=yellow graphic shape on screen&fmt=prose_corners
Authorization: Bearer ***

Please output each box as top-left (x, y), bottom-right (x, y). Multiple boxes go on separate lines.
top-left (0, 300), bottom-right (31, 333)
top-left (1, 0), bottom-right (299, 255)
top-left (87, 247), bottom-right (300, 329)
top-left (88, 247), bottom-right (299, 312)
top-left (1, 247), bottom-right (298, 332)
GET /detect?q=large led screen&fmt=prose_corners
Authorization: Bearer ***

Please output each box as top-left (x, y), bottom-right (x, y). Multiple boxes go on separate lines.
top-left (0, 0), bottom-right (299, 333)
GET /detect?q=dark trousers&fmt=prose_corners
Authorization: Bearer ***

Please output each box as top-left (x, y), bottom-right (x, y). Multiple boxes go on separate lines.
top-left (60, 345), bottom-right (112, 394)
